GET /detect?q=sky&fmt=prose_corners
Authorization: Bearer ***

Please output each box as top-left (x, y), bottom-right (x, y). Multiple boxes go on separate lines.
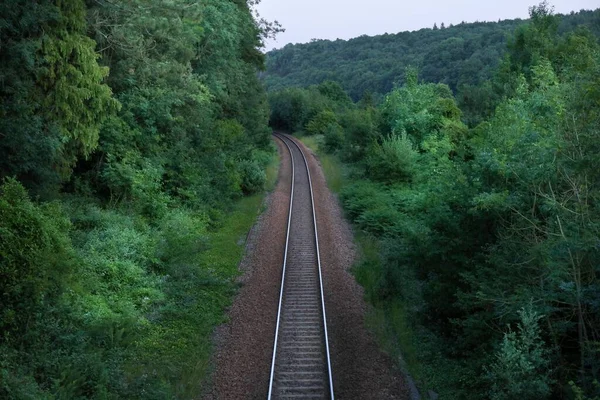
top-left (256, 0), bottom-right (599, 51)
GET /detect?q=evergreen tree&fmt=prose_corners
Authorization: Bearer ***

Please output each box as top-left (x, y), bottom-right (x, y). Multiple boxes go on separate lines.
top-left (0, 0), bottom-right (117, 195)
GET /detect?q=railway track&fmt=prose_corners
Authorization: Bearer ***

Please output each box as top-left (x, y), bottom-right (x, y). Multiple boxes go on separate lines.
top-left (268, 133), bottom-right (334, 400)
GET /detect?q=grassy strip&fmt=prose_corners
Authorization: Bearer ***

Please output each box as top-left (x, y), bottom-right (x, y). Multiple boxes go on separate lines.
top-left (297, 134), bottom-right (344, 194)
top-left (298, 134), bottom-right (423, 385)
top-left (181, 148), bottom-right (281, 394)
top-left (205, 147), bottom-right (280, 281)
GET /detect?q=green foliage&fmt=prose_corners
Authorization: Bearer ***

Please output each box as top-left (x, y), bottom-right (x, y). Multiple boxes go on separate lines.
top-left (570, 381), bottom-right (600, 400)
top-left (263, 9), bottom-right (600, 126)
top-left (306, 110), bottom-right (339, 135)
top-left (263, 9), bottom-right (600, 100)
top-left (505, 1), bottom-right (560, 81)
top-left (316, 80), bottom-right (353, 105)
top-left (239, 159), bottom-right (267, 194)
top-left (339, 108), bottom-right (379, 161)
top-left (366, 134), bottom-right (417, 183)
top-left (306, 7), bottom-right (600, 398)
top-left (268, 80), bottom-right (356, 135)
top-left (487, 306), bottom-right (552, 400)
top-left (323, 123), bottom-right (345, 153)
top-left (340, 181), bottom-right (402, 236)
top-left (0, 0), bottom-right (277, 397)
top-left (0, 0), bottom-right (118, 193)
top-left (83, 0), bottom-right (272, 211)
top-left (0, 178), bottom-right (75, 336)
top-left (379, 77), bottom-right (464, 146)
top-left (38, 0), bottom-right (119, 163)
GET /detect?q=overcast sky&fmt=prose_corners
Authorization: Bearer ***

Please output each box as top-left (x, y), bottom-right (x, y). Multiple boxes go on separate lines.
top-left (256, 0), bottom-right (599, 51)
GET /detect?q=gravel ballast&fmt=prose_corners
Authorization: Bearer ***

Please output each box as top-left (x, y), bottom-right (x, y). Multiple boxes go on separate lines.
top-left (205, 135), bottom-right (409, 399)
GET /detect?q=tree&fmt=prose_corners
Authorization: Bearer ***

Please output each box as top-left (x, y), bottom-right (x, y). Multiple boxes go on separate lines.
top-left (487, 306), bottom-right (552, 400)
top-left (0, 0), bottom-right (118, 195)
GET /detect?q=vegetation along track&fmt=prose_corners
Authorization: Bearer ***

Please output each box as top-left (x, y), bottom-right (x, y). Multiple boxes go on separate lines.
top-left (268, 133), bottom-right (334, 399)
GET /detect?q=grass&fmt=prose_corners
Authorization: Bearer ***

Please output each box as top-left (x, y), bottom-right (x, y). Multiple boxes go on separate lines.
top-left (353, 232), bottom-right (420, 381)
top-left (200, 171), bottom-right (278, 279)
top-left (144, 149), bottom-right (281, 397)
top-left (265, 145), bottom-right (280, 191)
top-left (294, 137), bottom-right (423, 389)
top-left (202, 147), bottom-right (280, 277)
top-left (298, 134), bottom-right (344, 193)
top-left (195, 147), bottom-right (280, 369)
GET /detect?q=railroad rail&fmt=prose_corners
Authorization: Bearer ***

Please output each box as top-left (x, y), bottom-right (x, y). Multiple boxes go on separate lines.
top-left (268, 133), bottom-right (334, 400)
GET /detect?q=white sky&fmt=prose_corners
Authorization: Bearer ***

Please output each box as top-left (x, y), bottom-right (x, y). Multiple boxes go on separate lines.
top-left (256, 0), bottom-right (600, 51)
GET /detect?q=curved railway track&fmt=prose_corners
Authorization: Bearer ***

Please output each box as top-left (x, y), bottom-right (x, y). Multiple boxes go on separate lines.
top-left (268, 133), bottom-right (334, 400)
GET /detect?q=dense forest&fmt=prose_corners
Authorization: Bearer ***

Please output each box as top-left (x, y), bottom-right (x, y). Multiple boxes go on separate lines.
top-left (0, 0), bottom-right (277, 398)
top-left (263, 8), bottom-right (600, 125)
top-left (269, 3), bottom-right (600, 399)
top-left (3, 0), bottom-right (600, 399)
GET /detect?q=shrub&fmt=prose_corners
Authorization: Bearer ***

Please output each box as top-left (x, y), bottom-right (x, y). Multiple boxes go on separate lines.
top-left (486, 305), bottom-right (553, 400)
top-left (366, 134), bottom-right (417, 183)
top-left (0, 178), bottom-right (75, 336)
top-left (323, 123), bottom-right (345, 153)
top-left (339, 108), bottom-right (378, 161)
top-left (306, 110), bottom-right (338, 136)
top-left (238, 159), bottom-right (267, 194)
top-left (157, 209), bottom-right (208, 270)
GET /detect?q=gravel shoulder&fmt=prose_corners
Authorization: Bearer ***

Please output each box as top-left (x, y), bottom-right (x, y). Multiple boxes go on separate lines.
top-left (205, 135), bottom-right (409, 399)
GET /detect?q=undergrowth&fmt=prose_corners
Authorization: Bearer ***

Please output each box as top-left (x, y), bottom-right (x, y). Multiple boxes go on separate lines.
top-left (298, 134), bottom-right (427, 392)
top-left (0, 151), bottom-right (279, 399)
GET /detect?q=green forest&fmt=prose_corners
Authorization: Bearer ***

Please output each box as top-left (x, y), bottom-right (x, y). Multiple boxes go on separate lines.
top-left (2, 0), bottom-right (600, 399)
top-left (0, 0), bottom-right (278, 398)
top-left (268, 3), bottom-right (600, 399)
top-left (263, 8), bottom-right (600, 125)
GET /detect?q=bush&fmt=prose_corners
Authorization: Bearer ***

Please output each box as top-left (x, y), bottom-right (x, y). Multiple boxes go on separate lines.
top-left (238, 159), bottom-right (267, 194)
top-left (306, 110), bottom-right (338, 135)
top-left (366, 134), bottom-right (418, 183)
top-left (157, 209), bottom-right (208, 270)
top-left (339, 108), bottom-right (378, 161)
top-left (0, 178), bottom-right (75, 336)
top-left (486, 306), bottom-right (553, 400)
top-left (323, 123), bottom-right (345, 153)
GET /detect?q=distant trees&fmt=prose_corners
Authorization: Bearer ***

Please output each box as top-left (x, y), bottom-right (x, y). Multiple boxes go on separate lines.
top-left (268, 81), bottom-right (350, 133)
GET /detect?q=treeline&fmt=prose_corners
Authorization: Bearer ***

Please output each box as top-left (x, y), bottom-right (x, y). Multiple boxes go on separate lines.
top-left (0, 0), bottom-right (274, 398)
top-left (269, 3), bottom-right (600, 399)
top-left (263, 7), bottom-right (599, 123)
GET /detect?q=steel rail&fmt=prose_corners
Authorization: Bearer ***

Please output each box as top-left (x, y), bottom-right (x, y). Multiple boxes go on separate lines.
top-left (268, 133), bottom-right (335, 400)
top-left (284, 134), bottom-right (335, 400)
top-left (267, 133), bottom-right (295, 400)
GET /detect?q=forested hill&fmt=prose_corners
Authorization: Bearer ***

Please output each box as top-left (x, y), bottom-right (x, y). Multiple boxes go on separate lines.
top-left (263, 8), bottom-right (600, 100)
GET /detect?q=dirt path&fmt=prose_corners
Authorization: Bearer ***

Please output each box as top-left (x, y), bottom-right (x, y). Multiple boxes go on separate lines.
top-left (205, 136), bottom-right (409, 399)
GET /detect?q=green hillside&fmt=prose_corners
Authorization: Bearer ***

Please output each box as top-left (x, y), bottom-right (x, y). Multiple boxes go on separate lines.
top-left (263, 8), bottom-right (600, 101)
